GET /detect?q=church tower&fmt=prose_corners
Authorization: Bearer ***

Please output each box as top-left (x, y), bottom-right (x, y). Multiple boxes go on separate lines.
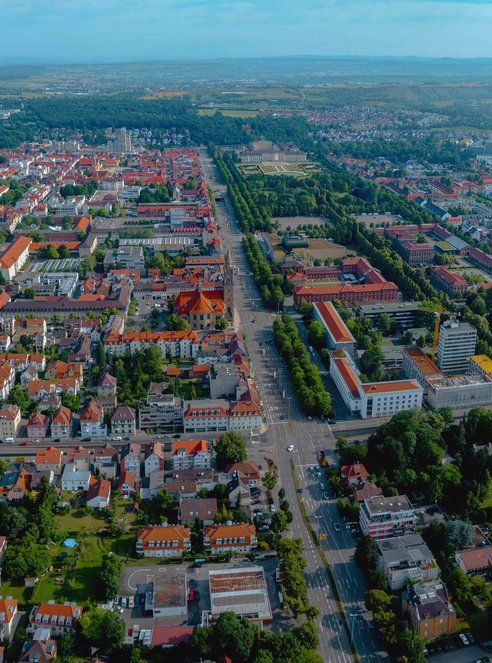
top-left (223, 250), bottom-right (234, 321)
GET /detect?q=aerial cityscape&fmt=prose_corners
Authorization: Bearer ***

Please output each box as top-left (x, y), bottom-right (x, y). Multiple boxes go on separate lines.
top-left (1, 3), bottom-right (492, 663)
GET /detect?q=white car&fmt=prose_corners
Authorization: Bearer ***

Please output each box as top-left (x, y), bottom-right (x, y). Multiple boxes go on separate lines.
top-left (459, 633), bottom-right (469, 646)
top-left (287, 444), bottom-right (295, 452)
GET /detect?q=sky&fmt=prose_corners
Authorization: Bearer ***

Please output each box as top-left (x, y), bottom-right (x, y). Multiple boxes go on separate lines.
top-left (0, 0), bottom-right (491, 62)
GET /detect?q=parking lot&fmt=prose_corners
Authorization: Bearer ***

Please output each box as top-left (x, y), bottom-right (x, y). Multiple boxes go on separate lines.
top-left (117, 557), bottom-right (283, 631)
top-left (428, 645), bottom-right (489, 663)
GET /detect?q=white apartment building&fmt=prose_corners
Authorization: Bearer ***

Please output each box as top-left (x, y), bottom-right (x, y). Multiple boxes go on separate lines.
top-left (330, 350), bottom-right (423, 419)
top-left (436, 319), bottom-right (477, 374)
top-left (359, 495), bottom-right (417, 540)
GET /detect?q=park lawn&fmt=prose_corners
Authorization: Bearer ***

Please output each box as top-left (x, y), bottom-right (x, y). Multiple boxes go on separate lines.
top-left (175, 379), bottom-right (209, 400)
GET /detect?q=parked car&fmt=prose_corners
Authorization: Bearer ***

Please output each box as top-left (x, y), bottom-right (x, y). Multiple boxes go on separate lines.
top-left (333, 523), bottom-right (341, 532)
top-left (269, 504), bottom-right (276, 513)
top-left (459, 633), bottom-right (469, 646)
top-left (128, 596), bottom-right (134, 609)
top-left (287, 444), bottom-right (295, 452)
top-left (189, 579), bottom-right (197, 589)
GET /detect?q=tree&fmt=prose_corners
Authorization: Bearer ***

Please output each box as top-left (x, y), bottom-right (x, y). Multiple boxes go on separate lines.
top-left (58, 244), bottom-right (70, 259)
top-left (62, 392), bottom-right (81, 412)
top-left (307, 321), bottom-right (325, 350)
top-left (98, 554), bottom-right (123, 601)
top-left (215, 432), bottom-right (247, 469)
top-left (80, 608), bottom-right (124, 652)
top-left (215, 317), bottom-right (229, 330)
top-left (365, 589), bottom-right (392, 613)
top-left (7, 384), bottom-right (36, 417)
top-left (167, 313), bottom-right (191, 331)
top-left (445, 520), bottom-right (472, 550)
top-left (271, 509), bottom-right (289, 533)
top-left (262, 470), bottom-right (277, 491)
top-left (211, 612), bottom-right (258, 663)
top-left (95, 341), bottom-right (106, 369)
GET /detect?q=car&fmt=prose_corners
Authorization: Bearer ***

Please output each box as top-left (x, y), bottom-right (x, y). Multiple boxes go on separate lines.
top-left (259, 524), bottom-right (270, 531)
top-left (113, 596), bottom-right (120, 606)
top-left (128, 596), bottom-right (134, 608)
top-left (251, 488), bottom-right (261, 495)
top-left (120, 597), bottom-right (128, 608)
top-left (328, 419), bottom-right (336, 425)
top-left (82, 437), bottom-right (91, 442)
top-left (319, 482), bottom-right (325, 489)
top-left (251, 318), bottom-right (256, 323)
top-left (459, 633), bottom-right (470, 646)
top-left (323, 493), bottom-right (330, 500)
top-left (115, 606), bottom-right (124, 614)
top-left (138, 594), bottom-right (146, 606)
top-left (333, 523), bottom-right (341, 532)
top-left (466, 632), bottom-right (475, 644)
top-left (252, 499), bottom-right (261, 505)
top-left (287, 444), bottom-right (295, 452)
top-left (189, 579), bottom-right (197, 588)
top-left (269, 504), bottom-right (276, 513)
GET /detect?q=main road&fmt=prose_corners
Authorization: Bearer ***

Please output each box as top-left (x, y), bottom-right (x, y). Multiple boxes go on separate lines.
top-left (200, 149), bottom-right (387, 663)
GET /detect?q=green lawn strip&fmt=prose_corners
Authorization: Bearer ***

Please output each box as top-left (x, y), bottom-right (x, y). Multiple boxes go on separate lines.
top-left (290, 461), bottom-right (360, 663)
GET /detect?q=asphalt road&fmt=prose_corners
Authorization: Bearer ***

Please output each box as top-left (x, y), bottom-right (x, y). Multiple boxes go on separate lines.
top-left (200, 150), bottom-right (387, 663)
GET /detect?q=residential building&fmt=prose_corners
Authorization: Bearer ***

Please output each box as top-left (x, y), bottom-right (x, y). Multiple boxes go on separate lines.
top-left (203, 523), bottom-right (257, 555)
top-left (330, 350), bottom-right (423, 419)
top-left (27, 412), bottom-right (50, 439)
top-left (294, 282), bottom-right (400, 306)
top-left (0, 405), bottom-right (20, 440)
top-left (436, 319), bottom-right (477, 374)
top-left (171, 439), bottom-right (211, 470)
top-left (116, 470), bottom-right (137, 496)
top-left (355, 481), bottom-right (383, 502)
top-left (136, 525), bottom-right (191, 558)
top-left (430, 266), bottom-right (469, 298)
top-left (144, 442), bottom-right (165, 478)
top-left (86, 478), bottom-right (111, 509)
top-left (92, 444), bottom-right (118, 479)
top-left (27, 378), bottom-right (79, 401)
top-left (455, 545), bottom-right (492, 578)
top-left (61, 464), bottom-right (91, 492)
top-left (179, 497), bottom-right (218, 526)
top-left (80, 400), bottom-right (107, 437)
top-left (182, 399), bottom-right (229, 433)
top-left (377, 534), bottom-right (440, 591)
top-left (313, 301), bottom-right (356, 356)
top-left (359, 495), bottom-right (417, 539)
top-left (341, 463), bottom-right (369, 486)
top-left (19, 632), bottom-right (57, 663)
top-left (35, 447), bottom-right (63, 474)
top-left (226, 462), bottom-right (260, 487)
top-left (111, 406), bottom-right (136, 436)
top-left (50, 405), bottom-right (72, 439)
top-left (402, 582), bottom-right (456, 640)
top-left (29, 603), bottom-right (83, 637)
top-left (105, 330), bottom-right (199, 359)
top-left (121, 443), bottom-right (141, 477)
top-left (0, 235), bottom-right (31, 280)
top-left (97, 371), bottom-right (117, 397)
top-left (139, 386), bottom-right (183, 434)
top-left (0, 598), bottom-right (17, 640)
top-left (65, 446), bottom-right (90, 471)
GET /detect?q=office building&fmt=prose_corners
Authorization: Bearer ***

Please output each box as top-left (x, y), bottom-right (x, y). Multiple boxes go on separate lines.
top-left (436, 320), bottom-right (477, 374)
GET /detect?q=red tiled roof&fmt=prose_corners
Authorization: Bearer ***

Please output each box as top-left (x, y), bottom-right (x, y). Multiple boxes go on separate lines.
top-left (314, 301), bottom-right (354, 344)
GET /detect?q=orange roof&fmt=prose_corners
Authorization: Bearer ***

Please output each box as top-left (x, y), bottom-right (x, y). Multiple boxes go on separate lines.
top-left (296, 282), bottom-right (398, 297)
top-left (81, 400), bottom-right (102, 423)
top-left (52, 405), bottom-right (72, 425)
top-left (332, 356), bottom-right (360, 398)
top-left (172, 439), bottom-right (209, 457)
top-left (433, 266), bottom-right (467, 286)
top-left (0, 292), bottom-right (11, 309)
top-left (30, 241), bottom-right (80, 251)
top-left (105, 330), bottom-right (199, 345)
top-left (204, 523), bottom-right (256, 544)
top-left (27, 412), bottom-right (49, 428)
top-left (27, 378), bottom-right (77, 396)
top-left (314, 301), bottom-right (355, 344)
top-left (166, 367), bottom-right (181, 377)
top-left (360, 380), bottom-right (421, 394)
top-left (174, 288), bottom-right (225, 316)
top-left (457, 545), bottom-right (492, 571)
top-left (87, 478), bottom-right (111, 501)
top-left (77, 294), bottom-right (105, 302)
top-left (36, 446), bottom-right (63, 465)
top-left (404, 347), bottom-right (441, 377)
top-left (137, 524), bottom-right (190, 545)
top-left (34, 603), bottom-right (82, 620)
top-left (0, 598), bottom-right (17, 624)
top-left (0, 236), bottom-right (31, 268)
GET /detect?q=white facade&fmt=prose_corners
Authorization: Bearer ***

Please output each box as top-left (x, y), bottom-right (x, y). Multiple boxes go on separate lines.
top-left (436, 320), bottom-right (477, 374)
top-left (330, 350), bottom-right (423, 419)
top-left (61, 464), bottom-right (91, 492)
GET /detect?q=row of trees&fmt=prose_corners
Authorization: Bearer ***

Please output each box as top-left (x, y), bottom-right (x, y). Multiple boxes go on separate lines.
top-left (273, 314), bottom-right (332, 418)
top-left (242, 234), bottom-right (285, 310)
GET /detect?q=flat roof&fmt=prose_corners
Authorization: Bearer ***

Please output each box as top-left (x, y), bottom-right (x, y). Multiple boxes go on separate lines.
top-left (358, 302), bottom-right (422, 314)
top-left (209, 566), bottom-right (272, 621)
top-left (141, 574), bottom-right (186, 610)
top-left (470, 354), bottom-right (492, 376)
top-left (365, 495), bottom-right (414, 515)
